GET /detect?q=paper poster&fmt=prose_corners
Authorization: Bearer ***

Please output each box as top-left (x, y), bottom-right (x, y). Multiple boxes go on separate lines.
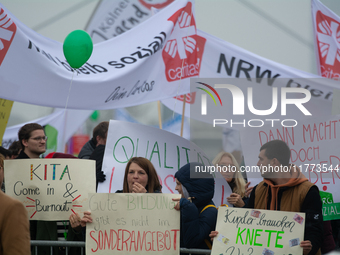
top-left (86, 193), bottom-right (180, 254)
top-left (211, 207), bottom-right (305, 255)
top-left (240, 114), bottom-right (340, 220)
top-left (4, 158), bottom-right (96, 220)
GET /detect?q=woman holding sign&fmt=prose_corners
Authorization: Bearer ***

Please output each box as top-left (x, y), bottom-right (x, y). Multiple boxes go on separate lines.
top-left (71, 157), bottom-right (162, 229)
top-left (212, 151), bottom-right (252, 207)
top-left (116, 157), bottom-right (162, 193)
top-left (173, 162), bottom-right (218, 251)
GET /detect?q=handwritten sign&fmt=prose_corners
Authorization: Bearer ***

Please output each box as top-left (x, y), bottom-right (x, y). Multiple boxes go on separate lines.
top-left (4, 159), bottom-right (96, 220)
top-left (86, 193), bottom-right (180, 254)
top-left (0, 98), bottom-right (13, 145)
top-left (240, 114), bottom-right (340, 220)
top-left (211, 208), bottom-right (305, 255)
top-left (97, 120), bottom-right (228, 206)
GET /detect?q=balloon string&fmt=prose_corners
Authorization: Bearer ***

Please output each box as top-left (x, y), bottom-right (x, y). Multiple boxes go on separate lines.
top-left (64, 71), bottom-right (75, 111)
top-left (61, 70), bottom-right (75, 153)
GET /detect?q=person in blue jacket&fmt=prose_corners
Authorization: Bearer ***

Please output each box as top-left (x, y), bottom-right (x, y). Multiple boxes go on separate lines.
top-left (173, 162), bottom-right (218, 251)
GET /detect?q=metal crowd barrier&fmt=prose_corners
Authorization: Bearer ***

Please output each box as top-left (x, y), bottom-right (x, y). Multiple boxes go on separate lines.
top-left (30, 240), bottom-right (212, 255)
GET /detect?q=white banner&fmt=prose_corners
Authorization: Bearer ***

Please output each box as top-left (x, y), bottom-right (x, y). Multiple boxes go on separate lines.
top-left (97, 120), bottom-right (231, 206)
top-left (2, 109), bottom-right (92, 154)
top-left (312, 0), bottom-right (340, 80)
top-left (86, 0), bottom-right (174, 43)
top-left (162, 30), bottom-right (338, 122)
top-left (0, 1), bottom-right (200, 109)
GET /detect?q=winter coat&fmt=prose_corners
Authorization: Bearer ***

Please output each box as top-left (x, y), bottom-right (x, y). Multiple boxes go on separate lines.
top-left (175, 162), bottom-right (217, 251)
top-left (78, 139), bottom-right (96, 159)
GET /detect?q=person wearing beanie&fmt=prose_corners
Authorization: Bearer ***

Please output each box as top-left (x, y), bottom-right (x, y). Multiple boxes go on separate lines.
top-left (173, 162), bottom-right (217, 252)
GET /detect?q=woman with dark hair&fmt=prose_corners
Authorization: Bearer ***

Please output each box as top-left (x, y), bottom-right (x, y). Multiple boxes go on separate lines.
top-left (118, 157), bottom-right (162, 193)
top-left (70, 157), bottom-right (162, 230)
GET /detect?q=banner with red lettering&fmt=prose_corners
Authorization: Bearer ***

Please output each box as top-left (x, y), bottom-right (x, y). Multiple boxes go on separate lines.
top-left (312, 0), bottom-right (340, 80)
top-left (240, 114), bottom-right (340, 220)
top-left (86, 193), bottom-right (180, 254)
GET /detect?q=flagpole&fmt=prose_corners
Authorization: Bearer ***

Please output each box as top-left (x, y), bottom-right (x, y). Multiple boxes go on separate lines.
top-left (157, 100), bottom-right (162, 129)
top-left (180, 94), bottom-right (186, 137)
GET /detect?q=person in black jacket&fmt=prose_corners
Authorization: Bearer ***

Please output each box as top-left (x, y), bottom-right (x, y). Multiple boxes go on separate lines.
top-left (173, 162), bottom-right (217, 251)
top-left (79, 121), bottom-right (109, 190)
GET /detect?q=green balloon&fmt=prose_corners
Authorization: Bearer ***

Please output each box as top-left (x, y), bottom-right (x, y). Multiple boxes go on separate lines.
top-left (90, 110), bottom-right (100, 121)
top-left (63, 30), bottom-right (93, 69)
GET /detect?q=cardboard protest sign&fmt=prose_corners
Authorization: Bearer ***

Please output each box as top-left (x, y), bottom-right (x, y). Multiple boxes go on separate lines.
top-left (86, 193), bottom-right (180, 254)
top-left (4, 159), bottom-right (96, 220)
top-left (212, 207), bottom-right (305, 255)
top-left (97, 120), bottom-right (230, 207)
top-left (240, 114), bottom-right (340, 220)
top-left (0, 98), bottom-right (13, 145)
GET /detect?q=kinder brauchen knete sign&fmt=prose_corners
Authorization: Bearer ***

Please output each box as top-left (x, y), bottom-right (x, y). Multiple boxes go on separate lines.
top-left (211, 207), bottom-right (305, 255)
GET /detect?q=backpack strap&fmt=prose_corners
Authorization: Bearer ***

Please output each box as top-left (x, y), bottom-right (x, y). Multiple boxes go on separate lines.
top-left (200, 204), bottom-right (217, 250)
top-left (200, 204), bottom-right (216, 214)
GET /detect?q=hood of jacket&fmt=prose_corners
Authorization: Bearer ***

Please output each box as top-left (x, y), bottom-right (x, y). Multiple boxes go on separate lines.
top-left (264, 164), bottom-right (308, 210)
top-left (175, 162), bottom-right (215, 208)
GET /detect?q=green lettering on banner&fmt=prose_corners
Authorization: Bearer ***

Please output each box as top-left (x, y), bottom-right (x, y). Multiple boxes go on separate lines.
top-left (164, 143), bottom-right (173, 169)
top-left (323, 203), bottom-right (340, 221)
top-left (275, 231), bottom-right (284, 248)
top-left (236, 227), bottom-right (245, 245)
top-left (245, 229), bottom-right (254, 245)
top-left (254, 229), bottom-right (263, 247)
top-left (149, 142), bottom-right (161, 167)
top-left (264, 230), bottom-right (276, 247)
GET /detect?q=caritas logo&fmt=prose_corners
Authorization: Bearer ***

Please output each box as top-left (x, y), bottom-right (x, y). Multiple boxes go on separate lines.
top-left (0, 8), bottom-right (16, 66)
top-left (174, 92), bottom-right (196, 104)
top-left (315, 10), bottom-right (340, 79)
top-left (138, 0), bottom-right (174, 10)
top-left (162, 2), bottom-right (206, 82)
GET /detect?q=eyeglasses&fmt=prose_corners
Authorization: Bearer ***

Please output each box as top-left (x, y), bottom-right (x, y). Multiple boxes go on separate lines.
top-left (30, 136), bottom-right (48, 141)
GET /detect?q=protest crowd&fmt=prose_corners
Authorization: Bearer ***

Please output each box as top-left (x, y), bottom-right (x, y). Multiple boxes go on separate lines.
top-left (1, 1), bottom-right (340, 254)
top-left (0, 122), bottom-right (339, 255)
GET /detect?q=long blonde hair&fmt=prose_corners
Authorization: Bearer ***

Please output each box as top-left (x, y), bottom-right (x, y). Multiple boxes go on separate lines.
top-left (212, 151), bottom-right (246, 198)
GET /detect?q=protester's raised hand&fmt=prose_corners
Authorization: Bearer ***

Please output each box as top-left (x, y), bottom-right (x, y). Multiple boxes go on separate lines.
top-left (209, 231), bottom-right (219, 241)
top-left (300, 240), bottom-right (312, 255)
top-left (245, 182), bottom-right (253, 197)
top-left (80, 211), bottom-right (93, 227)
top-left (227, 193), bottom-right (245, 207)
top-left (69, 213), bottom-right (82, 231)
top-left (172, 198), bottom-right (181, 211)
top-left (131, 182), bottom-right (147, 193)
